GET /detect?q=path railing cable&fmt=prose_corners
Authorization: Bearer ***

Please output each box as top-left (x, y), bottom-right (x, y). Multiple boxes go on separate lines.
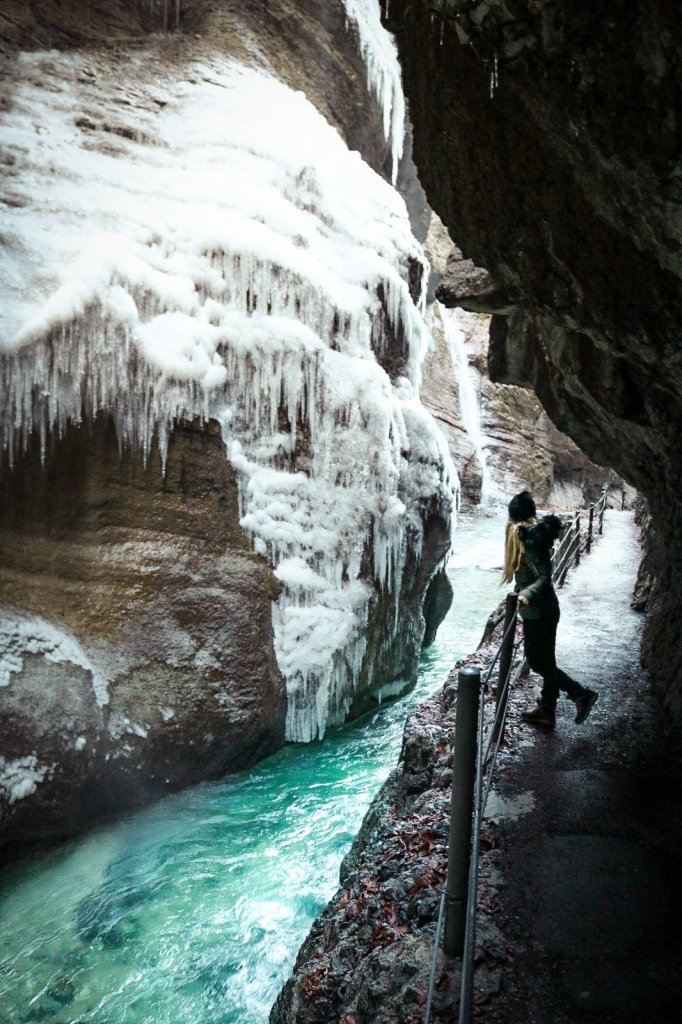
top-left (424, 487), bottom-right (609, 1024)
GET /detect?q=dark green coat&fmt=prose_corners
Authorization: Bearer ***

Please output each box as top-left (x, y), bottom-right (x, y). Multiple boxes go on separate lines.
top-left (514, 537), bottom-right (560, 621)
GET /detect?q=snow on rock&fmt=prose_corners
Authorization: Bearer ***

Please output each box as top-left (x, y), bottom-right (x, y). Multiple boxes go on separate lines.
top-left (0, 51), bottom-right (457, 741)
top-left (0, 755), bottom-right (51, 804)
top-left (0, 609), bottom-right (109, 707)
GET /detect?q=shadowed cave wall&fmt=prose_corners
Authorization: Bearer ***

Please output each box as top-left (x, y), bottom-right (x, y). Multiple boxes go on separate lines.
top-left (385, 0), bottom-right (682, 736)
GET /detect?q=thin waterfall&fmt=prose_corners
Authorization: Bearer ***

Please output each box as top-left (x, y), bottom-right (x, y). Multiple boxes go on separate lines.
top-left (440, 303), bottom-right (493, 505)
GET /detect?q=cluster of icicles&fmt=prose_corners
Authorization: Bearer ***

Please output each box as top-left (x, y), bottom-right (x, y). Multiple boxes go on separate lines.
top-left (0, 29), bottom-right (456, 741)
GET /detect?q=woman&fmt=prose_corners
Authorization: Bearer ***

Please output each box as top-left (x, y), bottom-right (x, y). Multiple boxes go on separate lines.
top-left (502, 490), bottom-right (598, 728)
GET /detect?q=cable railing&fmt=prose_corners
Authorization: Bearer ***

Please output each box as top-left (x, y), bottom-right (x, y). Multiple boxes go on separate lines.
top-left (424, 486), bottom-right (610, 1024)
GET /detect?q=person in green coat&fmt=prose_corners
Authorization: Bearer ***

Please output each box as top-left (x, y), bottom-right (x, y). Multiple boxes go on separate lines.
top-left (502, 490), bottom-right (598, 728)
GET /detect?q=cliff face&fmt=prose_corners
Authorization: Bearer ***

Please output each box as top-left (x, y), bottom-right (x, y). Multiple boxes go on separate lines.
top-left (0, 416), bottom-right (286, 858)
top-left (0, 0), bottom-right (388, 177)
top-left (0, 0), bottom-right (457, 851)
top-left (385, 0), bottom-right (682, 732)
top-left (421, 303), bottom-right (628, 508)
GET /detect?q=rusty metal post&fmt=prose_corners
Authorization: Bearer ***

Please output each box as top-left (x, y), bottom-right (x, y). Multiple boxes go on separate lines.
top-left (444, 666), bottom-right (482, 957)
top-left (493, 593), bottom-right (518, 745)
top-left (574, 511), bottom-right (581, 565)
top-left (599, 487), bottom-right (606, 534)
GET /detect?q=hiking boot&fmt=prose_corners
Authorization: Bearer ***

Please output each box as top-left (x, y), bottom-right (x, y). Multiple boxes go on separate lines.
top-left (521, 700), bottom-right (556, 728)
top-left (574, 688), bottom-right (598, 725)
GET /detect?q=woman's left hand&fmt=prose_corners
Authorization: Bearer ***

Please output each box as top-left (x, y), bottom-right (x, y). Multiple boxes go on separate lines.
top-left (518, 594), bottom-right (529, 608)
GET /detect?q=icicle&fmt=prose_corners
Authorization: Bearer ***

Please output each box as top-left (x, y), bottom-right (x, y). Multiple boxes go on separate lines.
top-left (341, 0), bottom-right (405, 184)
top-left (489, 51), bottom-right (499, 99)
top-left (0, 54), bottom-right (457, 744)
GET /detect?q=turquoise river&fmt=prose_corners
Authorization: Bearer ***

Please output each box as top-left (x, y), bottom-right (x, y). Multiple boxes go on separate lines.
top-left (0, 512), bottom-right (505, 1024)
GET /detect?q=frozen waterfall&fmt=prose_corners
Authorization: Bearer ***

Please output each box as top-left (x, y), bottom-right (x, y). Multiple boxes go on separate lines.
top-left (0, 51), bottom-right (457, 742)
top-left (341, 0), bottom-right (405, 184)
top-left (441, 304), bottom-right (493, 506)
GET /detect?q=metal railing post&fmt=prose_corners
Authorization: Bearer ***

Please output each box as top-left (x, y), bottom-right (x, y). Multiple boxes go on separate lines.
top-left (587, 504), bottom-right (594, 553)
top-left (444, 666), bottom-right (482, 957)
top-left (493, 594), bottom-right (517, 745)
top-left (599, 486), bottom-right (606, 534)
top-left (574, 511), bottom-right (581, 565)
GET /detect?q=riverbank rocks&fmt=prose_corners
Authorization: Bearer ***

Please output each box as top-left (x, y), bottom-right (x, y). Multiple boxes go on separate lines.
top-left (270, 668), bottom-right (508, 1024)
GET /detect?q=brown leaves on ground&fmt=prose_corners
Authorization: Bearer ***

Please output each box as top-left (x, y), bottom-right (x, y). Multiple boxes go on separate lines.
top-left (369, 900), bottom-right (409, 948)
top-left (408, 854), bottom-right (445, 897)
top-left (300, 958), bottom-right (329, 998)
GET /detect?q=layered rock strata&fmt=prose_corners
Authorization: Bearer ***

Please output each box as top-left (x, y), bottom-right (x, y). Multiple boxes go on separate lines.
top-left (0, 416), bottom-right (286, 860)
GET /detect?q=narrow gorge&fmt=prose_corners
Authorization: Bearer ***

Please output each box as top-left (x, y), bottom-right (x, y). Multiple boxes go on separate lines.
top-left (1, 0), bottom-right (459, 854)
top-left (0, 1), bottom-right (678, 1023)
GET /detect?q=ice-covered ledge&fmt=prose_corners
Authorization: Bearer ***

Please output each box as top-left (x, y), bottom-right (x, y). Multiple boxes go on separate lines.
top-left (1, 49), bottom-right (456, 743)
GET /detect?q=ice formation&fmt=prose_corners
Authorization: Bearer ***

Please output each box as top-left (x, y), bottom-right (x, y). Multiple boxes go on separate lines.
top-left (341, 0), bottom-right (405, 184)
top-left (0, 755), bottom-right (50, 804)
top-left (440, 304), bottom-right (493, 505)
top-left (0, 51), bottom-right (457, 741)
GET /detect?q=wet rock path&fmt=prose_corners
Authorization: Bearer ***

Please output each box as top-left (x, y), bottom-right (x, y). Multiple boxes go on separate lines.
top-left (485, 511), bottom-right (682, 1023)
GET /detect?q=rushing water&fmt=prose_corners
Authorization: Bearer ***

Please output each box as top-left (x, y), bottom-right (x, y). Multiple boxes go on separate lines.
top-left (0, 512), bottom-right (504, 1024)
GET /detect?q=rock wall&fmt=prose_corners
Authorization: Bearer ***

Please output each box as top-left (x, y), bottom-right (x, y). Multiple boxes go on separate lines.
top-left (385, 0), bottom-right (682, 734)
top-left (0, 0), bottom-right (457, 852)
top-left (422, 216), bottom-right (627, 509)
top-left (0, 416), bottom-right (286, 860)
top-left (0, 0), bottom-right (393, 177)
top-left (422, 303), bottom-right (632, 508)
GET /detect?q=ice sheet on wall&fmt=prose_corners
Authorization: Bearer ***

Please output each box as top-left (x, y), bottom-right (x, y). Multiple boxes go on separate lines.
top-left (0, 52), bottom-right (457, 740)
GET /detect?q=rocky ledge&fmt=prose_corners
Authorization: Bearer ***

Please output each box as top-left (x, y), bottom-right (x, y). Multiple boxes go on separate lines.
top-left (385, 0), bottom-right (682, 737)
top-left (0, 417), bottom-right (286, 861)
top-left (270, 650), bottom-right (512, 1024)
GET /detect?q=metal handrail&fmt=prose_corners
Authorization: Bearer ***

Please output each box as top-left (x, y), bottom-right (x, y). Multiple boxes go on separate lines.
top-left (424, 487), bottom-right (611, 1024)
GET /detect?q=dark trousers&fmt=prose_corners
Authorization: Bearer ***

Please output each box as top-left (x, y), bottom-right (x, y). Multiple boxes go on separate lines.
top-left (522, 614), bottom-right (584, 705)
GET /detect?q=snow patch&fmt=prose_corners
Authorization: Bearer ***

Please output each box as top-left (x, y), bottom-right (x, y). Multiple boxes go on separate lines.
top-left (0, 755), bottom-right (50, 804)
top-left (0, 609), bottom-right (109, 706)
top-left (128, 723), bottom-right (149, 739)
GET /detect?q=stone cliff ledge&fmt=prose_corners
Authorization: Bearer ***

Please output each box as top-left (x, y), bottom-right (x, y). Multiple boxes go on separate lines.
top-left (0, 416), bottom-right (286, 861)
